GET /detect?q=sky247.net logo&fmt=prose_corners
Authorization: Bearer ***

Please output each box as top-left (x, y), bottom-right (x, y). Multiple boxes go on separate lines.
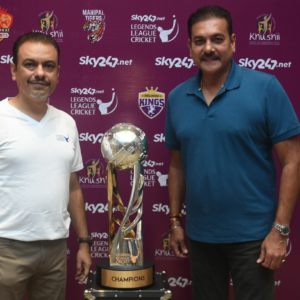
top-left (239, 58), bottom-right (291, 70)
top-left (155, 57), bottom-right (195, 69)
top-left (79, 56), bottom-right (132, 68)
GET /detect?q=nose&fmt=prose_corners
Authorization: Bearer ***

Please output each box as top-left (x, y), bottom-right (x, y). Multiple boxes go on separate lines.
top-left (204, 40), bottom-right (215, 53)
top-left (34, 64), bottom-right (45, 79)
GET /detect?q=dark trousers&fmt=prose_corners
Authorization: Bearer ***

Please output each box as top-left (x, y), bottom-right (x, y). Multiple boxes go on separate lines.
top-left (188, 238), bottom-right (275, 300)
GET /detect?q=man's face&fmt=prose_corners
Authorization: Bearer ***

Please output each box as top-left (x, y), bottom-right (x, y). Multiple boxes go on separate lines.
top-left (11, 41), bottom-right (59, 101)
top-left (188, 18), bottom-right (236, 76)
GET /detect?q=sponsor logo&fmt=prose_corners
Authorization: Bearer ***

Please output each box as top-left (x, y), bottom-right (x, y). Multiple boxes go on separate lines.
top-left (79, 158), bottom-right (106, 188)
top-left (155, 229), bottom-right (179, 260)
top-left (71, 88), bottom-right (104, 95)
top-left (155, 57), bottom-right (195, 69)
top-left (33, 11), bottom-right (63, 42)
top-left (97, 89), bottom-right (118, 115)
top-left (91, 232), bottom-right (108, 239)
top-left (90, 232), bottom-right (108, 259)
top-left (152, 203), bottom-right (186, 215)
top-left (238, 58), bottom-right (291, 70)
top-left (131, 15), bottom-right (179, 43)
top-left (56, 134), bottom-right (69, 142)
top-left (143, 160), bottom-right (163, 167)
top-left (152, 204), bottom-right (170, 214)
top-left (249, 14), bottom-right (280, 46)
top-left (162, 232), bottom-right (170, 250)
top-left (156, 172), bottom-right (168, 186)
top-left (79, 56), bottom-right (133, 68)
top-left (79, 133), bottom-right (104, 144)
top-left (131, 15), bottom-right (165, 22)
top-left (82, 10), bottom-right (105, 43)
top-left (153, 133), bottom-right (165, 142)
top-left (70, 88), bottom-right (116, 116)
top-left (0, 54), bottom-right (13, 64)
top-left (130, 160), bottom-right (165, 187)
top-left (168, 277), bottom-right (192, 288)
top-left (0, 7), bottom-right (13, 42)
top-left (139, 87), bottom-right (165, 119)
top-left (85, 202), bottom-right (109, 213)
top-left (116, 250), bottom-right (140, 264)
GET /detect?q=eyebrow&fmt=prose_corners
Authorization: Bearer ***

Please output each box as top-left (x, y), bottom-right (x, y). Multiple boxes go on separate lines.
top-left (193, 33), bottom-right (226, 40)
top-left (23, 58), bottom-right (57, 65)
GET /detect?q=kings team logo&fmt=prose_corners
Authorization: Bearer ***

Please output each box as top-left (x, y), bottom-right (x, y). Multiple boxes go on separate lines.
top-left (138, 87), bottom-right (165, 119)
top-left (82, 10), bottom-right (106, 43)
top-left (0, 7), bottom-right (13, 42)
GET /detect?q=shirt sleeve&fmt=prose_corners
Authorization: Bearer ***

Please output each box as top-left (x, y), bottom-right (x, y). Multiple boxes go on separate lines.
top-left (164, 91), bottom-right (181, 150)
top-left (265, 77), bottom-right (300, 144)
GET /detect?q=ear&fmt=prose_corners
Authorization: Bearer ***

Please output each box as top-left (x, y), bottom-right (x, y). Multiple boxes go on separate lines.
top-left (57, 65), bottom-right (60, 83)
top-left (11, 63), bottom-right (17, 81)
top-left (231, 33), bottom-right (236, 53)
top-left (187, 39), bottom-right (192, 57)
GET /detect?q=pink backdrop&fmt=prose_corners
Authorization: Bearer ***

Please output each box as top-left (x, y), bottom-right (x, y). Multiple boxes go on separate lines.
top-left (1, 0), bottom-right (299, 299)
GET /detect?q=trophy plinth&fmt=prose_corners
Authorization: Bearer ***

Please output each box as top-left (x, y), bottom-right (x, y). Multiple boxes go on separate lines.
top-left (98, 123), bottom-right (154, 289)
top-left (96, 259), bottom-right (155, 289)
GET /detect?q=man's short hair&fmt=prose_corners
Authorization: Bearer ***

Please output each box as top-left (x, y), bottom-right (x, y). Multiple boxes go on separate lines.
top-left (13, 32), bottom-right (60, 66)
top-left (188, 6), bottom-right (233, 39)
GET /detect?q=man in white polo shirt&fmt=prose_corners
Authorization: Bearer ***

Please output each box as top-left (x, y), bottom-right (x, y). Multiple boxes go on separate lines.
top-left (0, 32), bottom-right (92, 300)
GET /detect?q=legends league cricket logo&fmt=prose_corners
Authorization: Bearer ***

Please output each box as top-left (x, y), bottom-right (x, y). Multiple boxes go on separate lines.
top-left (0, 7), bottom-right (13, 42)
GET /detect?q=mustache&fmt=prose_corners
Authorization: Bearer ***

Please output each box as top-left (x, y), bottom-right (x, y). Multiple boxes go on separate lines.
top-left (200, 53), bottom-right (220, 61)
top-left (27, 79), bottom-right (50, 86)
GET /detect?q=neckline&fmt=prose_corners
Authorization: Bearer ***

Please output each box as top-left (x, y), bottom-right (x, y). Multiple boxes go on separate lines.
top-left (6, 98), bottom-right (50, 128)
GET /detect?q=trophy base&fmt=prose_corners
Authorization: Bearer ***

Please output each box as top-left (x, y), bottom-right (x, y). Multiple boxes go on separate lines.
top-left (96, 259), bottom-right (155, 289)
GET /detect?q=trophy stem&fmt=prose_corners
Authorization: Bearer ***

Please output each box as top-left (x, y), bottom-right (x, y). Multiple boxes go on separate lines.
top-left (107, 161), bottom-right (144, 267)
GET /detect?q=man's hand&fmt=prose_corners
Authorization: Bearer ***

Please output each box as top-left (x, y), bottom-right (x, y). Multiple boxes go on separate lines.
top-left (170, 227), bottom-right (189, 258)
top-left (256, 229), bottom-right (287, 270)
top-left (75, 244), bottom-right (92, 282)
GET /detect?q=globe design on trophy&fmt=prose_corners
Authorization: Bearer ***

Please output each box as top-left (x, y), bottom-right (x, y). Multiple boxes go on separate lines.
top-left (96, 123), bottom-right (155, 289)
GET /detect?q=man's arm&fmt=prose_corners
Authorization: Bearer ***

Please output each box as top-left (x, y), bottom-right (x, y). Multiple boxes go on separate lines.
top-left (68, 172), bottom-right (92, 282)
top-left (168, 150), bottom-right (188, 258)
top-left (257, 134), bottom-right (300, 269)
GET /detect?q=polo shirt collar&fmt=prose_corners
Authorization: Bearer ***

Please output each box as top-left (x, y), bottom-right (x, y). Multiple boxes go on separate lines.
top-left (186, 59), bottom-right (242, 95)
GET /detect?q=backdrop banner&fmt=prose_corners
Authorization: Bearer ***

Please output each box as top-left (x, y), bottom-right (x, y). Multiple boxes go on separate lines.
top-left (0, 1), bottom-right (299, 299)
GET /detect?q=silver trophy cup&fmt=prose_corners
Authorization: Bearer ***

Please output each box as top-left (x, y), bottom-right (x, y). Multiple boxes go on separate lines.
top-left (101, 123), bottom-right (148, 268)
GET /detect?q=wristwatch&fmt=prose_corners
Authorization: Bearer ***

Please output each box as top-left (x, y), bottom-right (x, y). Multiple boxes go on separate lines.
top-left (272, 223), bottom-right (290, 236)
top-left (78, 236), bottom-right (93, 246)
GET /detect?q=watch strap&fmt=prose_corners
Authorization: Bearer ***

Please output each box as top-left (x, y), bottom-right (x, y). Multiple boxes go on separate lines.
top-left (272, 223), bottom-right (290, 236)
top-left (78, 236), bottom-right (92, 245)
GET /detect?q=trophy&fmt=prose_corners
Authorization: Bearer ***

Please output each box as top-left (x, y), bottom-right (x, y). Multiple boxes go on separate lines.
top-left (96, 123), bottom-right (155, 289)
